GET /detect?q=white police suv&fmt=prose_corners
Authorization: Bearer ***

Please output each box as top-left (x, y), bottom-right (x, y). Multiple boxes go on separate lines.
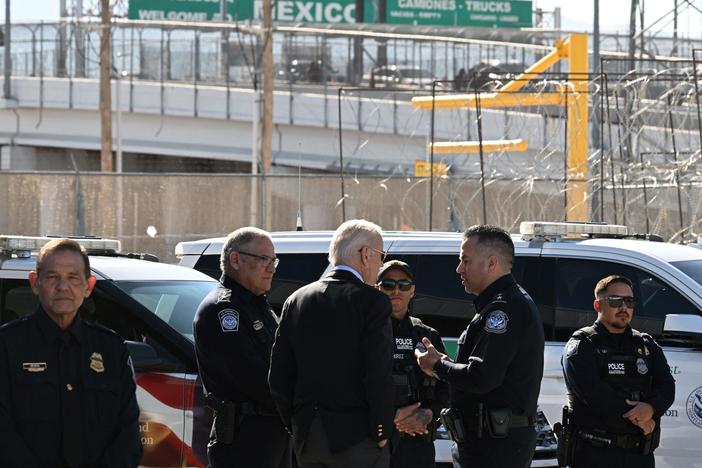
top-left (176, 222), bottom-right (702, 468)
top-left (0, 235), bottom-right (218, 468)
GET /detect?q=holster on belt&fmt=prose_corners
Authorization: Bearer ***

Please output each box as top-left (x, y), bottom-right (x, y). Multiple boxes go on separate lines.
top-left (640, 426), bottom-right (661, 456)
top-left (554, 406), bottom-right (576, 467)
top-left (206, 395), bottom-right (238, 445)
top-left (439, 407), bottom-right (466, 443)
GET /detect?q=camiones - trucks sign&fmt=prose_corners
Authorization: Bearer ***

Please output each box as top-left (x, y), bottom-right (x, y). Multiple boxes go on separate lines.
top-left (128, 0), bottom-right (532, 28)
top-left (384, 0), bottom-right (532, 27)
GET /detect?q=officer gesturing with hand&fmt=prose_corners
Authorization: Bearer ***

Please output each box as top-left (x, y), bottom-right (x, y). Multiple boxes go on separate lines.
top-left (416, 225), bottom-right (544, 468)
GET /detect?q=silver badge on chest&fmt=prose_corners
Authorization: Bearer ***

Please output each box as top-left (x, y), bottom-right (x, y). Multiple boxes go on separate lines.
top-left (636, 357), bottom-right (649, 375)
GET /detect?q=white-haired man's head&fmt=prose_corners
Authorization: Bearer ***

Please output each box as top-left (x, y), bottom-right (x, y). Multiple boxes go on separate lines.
top-left (329, 219), bottom-right (385, 285)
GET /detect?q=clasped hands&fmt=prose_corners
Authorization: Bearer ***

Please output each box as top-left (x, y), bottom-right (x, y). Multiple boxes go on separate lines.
top-left (623, 400), bottom-right (656, 435)
top-left (394, 402), bottom-right (433, 436)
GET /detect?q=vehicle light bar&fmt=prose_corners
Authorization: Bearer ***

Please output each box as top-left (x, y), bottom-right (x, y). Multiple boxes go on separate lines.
top-left (520, 221), bottom-right (628, 239)
top-left (0, 235), bottom-right (121, 255)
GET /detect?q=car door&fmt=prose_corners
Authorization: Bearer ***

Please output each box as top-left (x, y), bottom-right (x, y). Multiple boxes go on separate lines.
top-left (0, 277), bottom-right (203, 468)
top-left (527, 256), bottom-right (702, 468)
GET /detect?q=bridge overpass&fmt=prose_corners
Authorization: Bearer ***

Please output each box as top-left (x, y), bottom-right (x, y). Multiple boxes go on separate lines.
top-left (0, 75), bottom-right (559, 177)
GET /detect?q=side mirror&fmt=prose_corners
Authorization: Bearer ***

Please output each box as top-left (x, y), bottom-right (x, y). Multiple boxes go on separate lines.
top-left (126, 341), bottom-right (164, 372)
top-left (662, 314), bottom-right (702, 346)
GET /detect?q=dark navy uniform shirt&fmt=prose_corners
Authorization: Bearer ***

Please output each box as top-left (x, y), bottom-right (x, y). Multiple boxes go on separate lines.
top-left (0, 307), bottom-right (143, 468)
top-left (562, 320), bottom-right (675, 434)
top-left (193, 274), bottom-right (279, 412)
top-left (392, 314), bottom-right (449, 419)
top-left (434, 274), bottom-right (545, 419)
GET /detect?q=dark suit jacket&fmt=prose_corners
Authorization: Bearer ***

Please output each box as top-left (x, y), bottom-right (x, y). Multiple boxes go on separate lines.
top-left (268, 269), bottom-right (394, 455)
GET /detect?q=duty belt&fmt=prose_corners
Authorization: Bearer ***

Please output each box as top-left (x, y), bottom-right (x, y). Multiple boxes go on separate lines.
top-left (463, 413), bottom-right (535, 431)
top-left (206, 396), bottom-right (276, 417)
top-left (576, 430), bottom-right (643, 449)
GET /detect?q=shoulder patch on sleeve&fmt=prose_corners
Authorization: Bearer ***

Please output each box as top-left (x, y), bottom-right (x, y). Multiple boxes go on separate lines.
top-left (565, 339), bottom-right (579, 358)
top-left (218, 309), bottom-right (239, 332)
top-left (484, 310), bottom-right (508, 334)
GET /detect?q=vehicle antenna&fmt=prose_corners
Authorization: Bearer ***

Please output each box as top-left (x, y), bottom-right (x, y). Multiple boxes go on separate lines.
top-left (296, 141), bottom-right (303, 231)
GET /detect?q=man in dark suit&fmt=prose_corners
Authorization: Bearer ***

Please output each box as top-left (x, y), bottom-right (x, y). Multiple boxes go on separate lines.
top-left (269, 219), bottom-right (394, 468)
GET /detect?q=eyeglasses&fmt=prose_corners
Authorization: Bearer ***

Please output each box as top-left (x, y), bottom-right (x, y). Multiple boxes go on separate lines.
top-left (359, 245), bottom-right (388, 262)
top-left (237, 251), bottom-right (279, 269)
top-left (602, 295), bottom-right (636, 308)
top-left (378, 279), bottom-right (413, 292)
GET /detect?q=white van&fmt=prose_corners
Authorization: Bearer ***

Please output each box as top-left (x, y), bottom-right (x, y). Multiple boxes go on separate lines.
top-left (176, 222), bottom-right (702, 468)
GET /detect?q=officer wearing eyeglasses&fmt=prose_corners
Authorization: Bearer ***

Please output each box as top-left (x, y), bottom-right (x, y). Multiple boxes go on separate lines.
top-left (193, 227), bottom-right (291, 468)
top-left (376, 261), bottom-right (448, 468)
top-left (560, 275), bottom-right (675, 468)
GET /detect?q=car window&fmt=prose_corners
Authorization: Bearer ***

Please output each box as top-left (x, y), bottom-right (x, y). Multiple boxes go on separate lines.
top-left (269, 253), bottom-right (329, 313)
top-left (1, 278), bottom-right (187, 372)
top-left (193, 251), bottom-right (329, 314)
top-left (387, 254), bottom-right (474, 339)
top-left (547, 257), bottom-right (699, 342)
top-left (671, 259), bottom-right (702, 287)
top-left (114, 280), bottom-right (217, 343)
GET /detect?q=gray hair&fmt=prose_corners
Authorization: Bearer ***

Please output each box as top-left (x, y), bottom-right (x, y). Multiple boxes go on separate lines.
top-left (220, 226), bottom-right (272, 272)
top-left (328, 219), bottom-right (383, 265)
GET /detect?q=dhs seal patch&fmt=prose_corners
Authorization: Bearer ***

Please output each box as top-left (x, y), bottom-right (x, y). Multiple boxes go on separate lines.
top-left (565, 340), bottom-right (579, 358)
top-left (636, 358), bottom-right (649, 375)
top-left (484, 310), bottom-right (508, 334)
top-left (686, 386), bottom-right (702, 429)
top-left (219, 309), bottom-right (239, 332)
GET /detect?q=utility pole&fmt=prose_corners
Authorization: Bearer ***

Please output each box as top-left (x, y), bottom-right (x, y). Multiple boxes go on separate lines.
top-left (75, 0), bottom-right (85, 77)
top-left (3, 0), bottom-right (10, 100)
top-left (592, 0), bottom-right (601, 220)
top-left (353, 0), bottom-right (364, 84)
top-left (220, 0), bottom-right (228, 82)
top-left (672, 0), bottom-right (678, 56)
top-left (261, 0), bottom-right (274, 229)
top-left (58, 0), bottom-right (67, 76)
top-left (628, 0), bottom-right (637, 73)
top-left (99, 0), bottom-right (113, 172)
top-left (377, 0), bottom-right (387, 67)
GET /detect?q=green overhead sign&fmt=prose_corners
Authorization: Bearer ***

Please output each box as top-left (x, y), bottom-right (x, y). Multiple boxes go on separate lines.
top-left (128, 0), bottom-right (533, 28)
top-left (383, 0), bottom-right (532, 27)
top-left (128, 0), bottom-right (358, 23)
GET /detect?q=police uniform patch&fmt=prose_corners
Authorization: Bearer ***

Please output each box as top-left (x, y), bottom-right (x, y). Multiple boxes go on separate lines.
top-left (636, 357), bottom-right (649, 375)
top-left (565, 340), bottom-right (579, 357)
top-left (219, 309), bottom-right (239, 332)
top-left (484, 310), bottom-right (508, 334)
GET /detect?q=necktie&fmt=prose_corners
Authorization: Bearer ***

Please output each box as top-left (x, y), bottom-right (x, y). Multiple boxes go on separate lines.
top-left (59, 332), bottom-right (85, 468)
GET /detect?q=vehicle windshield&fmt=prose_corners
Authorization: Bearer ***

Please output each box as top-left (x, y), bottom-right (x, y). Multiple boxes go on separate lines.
top-left (671, 259), bottom-right (702, 288)
top-left (115, 280), bottom-right (216, 342)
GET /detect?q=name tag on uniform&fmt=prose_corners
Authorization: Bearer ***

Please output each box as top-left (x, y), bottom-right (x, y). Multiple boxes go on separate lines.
top-left (23, 362), bottom-right (47, 372)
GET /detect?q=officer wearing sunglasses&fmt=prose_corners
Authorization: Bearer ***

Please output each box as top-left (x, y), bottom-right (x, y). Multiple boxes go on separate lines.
top-left (560, 275), bottom-right (675, 468)
top-left (376, 261), bottom-right (449, 468)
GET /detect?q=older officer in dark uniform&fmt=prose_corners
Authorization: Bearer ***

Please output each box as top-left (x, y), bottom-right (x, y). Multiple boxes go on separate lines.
top-left (269, 219), bottom-right (394, 468)
top-left (0, 238), bottom-right (142, 468)
top-left (376, 260), bottom-right (449, 468)
top-left (561, 275), bottom-right (675, 468)
top-left (193, 227), bottom-right (291, 468)
top-left (415, 225), bottom-right (544, 468)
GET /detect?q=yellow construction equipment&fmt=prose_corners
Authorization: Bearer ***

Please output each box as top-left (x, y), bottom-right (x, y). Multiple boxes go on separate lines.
top-left (412, 34), bottom-right (589, 221)
top-left (429, 139), bottom-right (528, 154)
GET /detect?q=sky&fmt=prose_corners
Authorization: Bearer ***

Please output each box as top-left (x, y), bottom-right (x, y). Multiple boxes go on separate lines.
top-left (1, 0), bottom-right (701, 39)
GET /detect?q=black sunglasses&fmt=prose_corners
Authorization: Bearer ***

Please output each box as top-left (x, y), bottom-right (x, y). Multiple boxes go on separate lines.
top-left (379, 279), bottom-right (413, 292)
top-left (603, 295), bottom-right (636, 308)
